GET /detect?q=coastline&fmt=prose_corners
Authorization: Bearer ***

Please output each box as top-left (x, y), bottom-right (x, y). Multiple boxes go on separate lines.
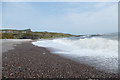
top-left (2, 40), bottom-right (118, 78)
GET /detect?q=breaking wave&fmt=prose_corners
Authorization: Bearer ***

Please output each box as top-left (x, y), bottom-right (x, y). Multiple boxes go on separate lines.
top-left (32, 36), bottom-right (118, 73)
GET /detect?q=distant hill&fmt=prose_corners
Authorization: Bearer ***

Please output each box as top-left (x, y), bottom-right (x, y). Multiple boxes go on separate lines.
top-left (0, 29), bottom-right (75, 39)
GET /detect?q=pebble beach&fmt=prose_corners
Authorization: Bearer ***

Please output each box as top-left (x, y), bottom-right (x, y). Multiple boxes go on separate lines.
top-left (2, 39), bottom-right (118, 79)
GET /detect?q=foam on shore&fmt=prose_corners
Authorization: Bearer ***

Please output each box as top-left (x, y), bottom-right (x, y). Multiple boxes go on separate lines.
top-left (32, 37), bottom-right (118, 73)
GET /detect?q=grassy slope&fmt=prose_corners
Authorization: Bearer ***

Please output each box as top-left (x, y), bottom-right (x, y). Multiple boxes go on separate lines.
top-left (0, 31), bottom-right (75, 39)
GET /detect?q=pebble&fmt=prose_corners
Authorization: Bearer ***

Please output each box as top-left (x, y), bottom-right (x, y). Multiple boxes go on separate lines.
top-left (5, 57), bottom-right (7, 59)
top-left (18, 66), bottom-right (21, 69)
top-left (43, 53), bottom-right (46, 54)
top-left (10, 73), bottom-right (14, 76)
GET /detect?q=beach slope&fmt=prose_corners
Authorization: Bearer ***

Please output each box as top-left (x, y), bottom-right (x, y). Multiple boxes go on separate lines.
top-left (2, 41), bottom-right (118, 78)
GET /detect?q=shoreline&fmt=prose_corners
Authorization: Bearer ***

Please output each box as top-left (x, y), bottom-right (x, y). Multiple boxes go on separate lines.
top-left (2, 41), bottom-right (118, 78)
top-left (32, 37), bottom-right (118, 74)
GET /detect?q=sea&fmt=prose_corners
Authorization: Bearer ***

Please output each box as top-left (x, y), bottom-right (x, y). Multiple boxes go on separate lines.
top-left (32, 33), bottom-right (118, 74)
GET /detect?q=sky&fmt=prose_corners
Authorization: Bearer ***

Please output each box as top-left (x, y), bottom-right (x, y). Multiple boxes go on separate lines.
top-left (0, 2), bottom-right (118, 35)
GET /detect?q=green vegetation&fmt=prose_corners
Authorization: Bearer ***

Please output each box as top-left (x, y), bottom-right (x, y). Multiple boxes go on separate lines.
top-left (0, 29), bottom-right (75, 39)
top-left (2, 33), bottom-right (14, 39)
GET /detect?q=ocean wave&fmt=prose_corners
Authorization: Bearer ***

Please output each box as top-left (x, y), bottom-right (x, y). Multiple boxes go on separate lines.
top-left (32, 37), bottom-right (118, 73)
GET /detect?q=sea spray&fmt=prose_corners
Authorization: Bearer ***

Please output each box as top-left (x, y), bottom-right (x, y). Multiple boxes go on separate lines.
top-left (32, 33), bottom-right (118, 73)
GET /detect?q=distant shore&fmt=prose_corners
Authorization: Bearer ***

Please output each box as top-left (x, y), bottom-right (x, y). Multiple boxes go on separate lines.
top-left (2, 39), bottom-right (118, 78)
top-left (0, 29), bottom-right (74, 39)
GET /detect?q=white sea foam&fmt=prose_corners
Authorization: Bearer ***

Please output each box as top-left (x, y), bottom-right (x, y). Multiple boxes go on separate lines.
top-left (32, 37), bottom-right (118, 73)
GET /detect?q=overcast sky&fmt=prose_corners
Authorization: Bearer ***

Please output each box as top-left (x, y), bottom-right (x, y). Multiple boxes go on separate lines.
top-left (1, 2), bottom-right (118, 35)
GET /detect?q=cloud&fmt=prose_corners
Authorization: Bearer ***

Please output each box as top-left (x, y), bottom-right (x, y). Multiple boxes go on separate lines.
top-left (1, 0), bottom-right (119, 2)
top-left (0, 2), bottom-right (2, 28)
top-left (2, 2), bottom-right (40, 29)
top-left (2, 2), bottom-right (118, 34)
top-left (64, 4), bottom-right (118, 34)
top-left (41, 3), bottom-right (117, 34)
